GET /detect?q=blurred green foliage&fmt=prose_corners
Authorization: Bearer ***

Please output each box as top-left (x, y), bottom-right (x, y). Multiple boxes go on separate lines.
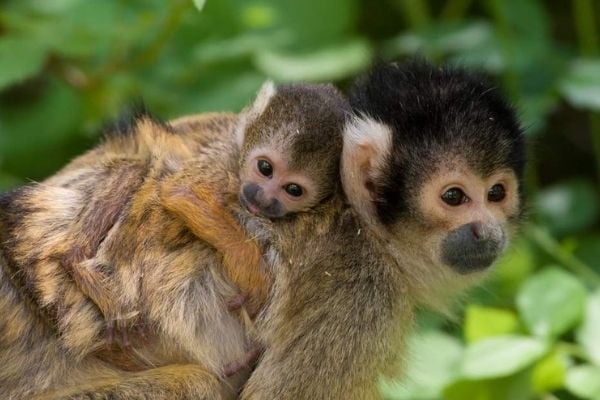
top-left (1, 0), bottom-right (600, 399)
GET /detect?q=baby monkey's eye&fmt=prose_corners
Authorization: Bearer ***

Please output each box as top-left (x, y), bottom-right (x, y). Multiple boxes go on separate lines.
top-left (441, 188), bottom-right (467, 206)
top-left (488, 184), bottom-right (506, 202)
top-left (257, 159), bottom-right (273, 177)
top-left (284, 183), bottom-right (303, 197)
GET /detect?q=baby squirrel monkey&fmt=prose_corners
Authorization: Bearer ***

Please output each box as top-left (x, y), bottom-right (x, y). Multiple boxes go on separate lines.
top-left (75, 82), bottom-right (350, 340)
top-left (160, 81), bottom-right (347, 313)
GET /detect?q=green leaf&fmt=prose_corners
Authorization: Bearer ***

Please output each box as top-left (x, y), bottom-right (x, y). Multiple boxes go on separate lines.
top-left (560, 59), bottom-right (600, 110)
top-left (176, 72), bottom-right (266, 114)
top-left (461, 335), bottom-right (548, 379)
top-left (486, 0), bottom-right (566, 137)
top-left (24, 0), bottom-right (82, 14)
top-left (259, 0), bottom-right (358, 48)
top-left (444, 379), bottom-right (490, 400)
top-left (254, 39), bottom-right (372, 82)
top-left (535, 179), bottom-right (600, 236)
top-left (517, 267), bottom-right (587, 338)
top-left (517, 92), bottom-right (561, 137)
top-left (445, 370), bottom-right (534, 400)
top-left (0, 171), bottom-right (22, 191)
top-left (384, 21), bottom-right (498, 63)
top-left (493, 239), bottom-right (536, 298)
top-left (565, 365), bottom-right (600, 399)
top-left (0, 36), bottom-right (47, 91)
top-left (0, 78), bottom-right (84, 180)
top-left (577, 290), bottom-right (600, 366)
top-left (574, 235), bottom-right (600, 274)
top-left (192, 33), bottom-right (289, 64)
top-left (380, 331), bottom-right (463, 399)
top-left (464, 305), bottom-right (520, 343)
top-left (531, 351), bottom-right (568, 393)
top-left (489, 0), bottom-right (551, 43)
top-left (193, 0), bottom-right (207, 12)
top-left (241, 4), bottom-right (276, 29)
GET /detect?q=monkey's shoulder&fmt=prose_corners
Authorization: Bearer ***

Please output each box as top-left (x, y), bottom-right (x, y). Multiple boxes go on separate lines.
top-left (277, 204), bottom-right (396, 287)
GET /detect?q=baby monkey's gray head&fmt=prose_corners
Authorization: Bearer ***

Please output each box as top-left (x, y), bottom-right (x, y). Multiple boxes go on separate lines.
top-left (344, 60), bottom-right (526, 302)
top-left (235, 81), bottom-right (350, 219)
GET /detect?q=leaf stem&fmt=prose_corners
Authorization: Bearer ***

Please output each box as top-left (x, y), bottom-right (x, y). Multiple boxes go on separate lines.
top-left (556, 341), bottom-right (590, 362)
top-left (128, 0), bottom-right (191, 69)
top-left (440, 0), bottom-right (473, 21)
top-left (527, 225), bottom-right (600, 287)
top-left (572, 0), bottom-right (599, 57)
top-left (486, 0), bottom-right (520, 99)
top-left (572, 0), bottom-right (600, 181)
top-left (591, 113), bottom-right (600, 183)
top-left (394, 0), bottom-right (431, 29)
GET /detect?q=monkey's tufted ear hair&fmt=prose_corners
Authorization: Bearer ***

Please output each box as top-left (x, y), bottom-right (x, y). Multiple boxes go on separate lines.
top-left (341, 114), bottom-right (393, 225)
top-left (235, 81), bottom-right (277, 148)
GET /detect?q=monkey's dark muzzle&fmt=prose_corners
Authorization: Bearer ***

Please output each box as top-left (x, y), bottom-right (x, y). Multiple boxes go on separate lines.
top-left (441, 223), bottom-right (506, 274)
top-left (240, 184), bottom-right (284, 219)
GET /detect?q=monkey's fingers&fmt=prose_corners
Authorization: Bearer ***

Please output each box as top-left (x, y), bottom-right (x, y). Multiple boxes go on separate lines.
top-left (105, 321), bottom-right (134, 351)
top-left (222, 361), bottom-right (243, 378)
top-left (222, 346), bottom-right (263, 378)
top-left (121, 328), bottom-right (131, 351)
top-left (244, 300), bottom-right (261, 320)
top-left (227, 292), bottom-right (263, 319)
top-left (136, 323), bottom-right (149, 344)
top-left (106, 321), bottom-right (115, 350)
top-left (226, 292), bottom-right (247, 311)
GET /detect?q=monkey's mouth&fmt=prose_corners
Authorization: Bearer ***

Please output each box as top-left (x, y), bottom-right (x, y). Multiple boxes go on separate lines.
top-left (446, 251), bottom-right (500, 274)
top-left (239, 194), bottom-right (262, 216)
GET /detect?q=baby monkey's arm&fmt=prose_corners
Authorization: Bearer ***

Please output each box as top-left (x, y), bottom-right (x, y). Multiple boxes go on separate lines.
top-left (160, 179), bottom-right (271, 317)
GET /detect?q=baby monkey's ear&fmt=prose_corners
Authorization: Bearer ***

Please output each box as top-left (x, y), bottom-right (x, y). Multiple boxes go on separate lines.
top-left (341, 114), bottom-right (393, 225)
top-left (235, 80), bottom-right (277, 148)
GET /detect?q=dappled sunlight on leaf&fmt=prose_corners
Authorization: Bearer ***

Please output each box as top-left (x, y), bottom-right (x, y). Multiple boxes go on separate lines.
top-left (560, 59), bottom-right (600, 111)
top-left (460, 335), bottom-right (549, 379)
top-left (517, 267), bottom-right (587, 338)
top-left (535, 180), bottom-right (599, 237)
top-left (380, 331), bottom-right (463, 399)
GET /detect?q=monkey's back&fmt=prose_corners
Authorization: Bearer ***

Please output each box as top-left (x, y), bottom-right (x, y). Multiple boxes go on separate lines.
top-left (91, 113), bottom-right (253, 370)
top-left (0, 112), bottom-right (253, 397)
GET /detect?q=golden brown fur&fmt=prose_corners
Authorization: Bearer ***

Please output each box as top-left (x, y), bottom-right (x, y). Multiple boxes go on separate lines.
top-left (0, 82), bottom-right (349, 398)
top-left (0, 113), bottom-right (259, 398)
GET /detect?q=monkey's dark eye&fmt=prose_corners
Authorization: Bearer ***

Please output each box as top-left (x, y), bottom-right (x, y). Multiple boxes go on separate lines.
top-left (257, 159), bottom-right (273, 177)
top-left (488, 184), bottom-right (506, 202)
top-left (284, 183), bottom-right (303, 197)
top-left (441, 188), bottom-right (467, 206)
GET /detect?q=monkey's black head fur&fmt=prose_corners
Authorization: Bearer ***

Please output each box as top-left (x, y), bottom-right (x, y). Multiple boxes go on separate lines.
top-left (350, 59), bottom-right (526, 225)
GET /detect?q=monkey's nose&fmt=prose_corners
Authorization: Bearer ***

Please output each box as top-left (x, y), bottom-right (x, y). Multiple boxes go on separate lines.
top-left (242, 183), bottom-right (260, 202)
top-left (470, 222), bottom-right (485, 240)
top-left (248, 186), bottom-right (271, 209)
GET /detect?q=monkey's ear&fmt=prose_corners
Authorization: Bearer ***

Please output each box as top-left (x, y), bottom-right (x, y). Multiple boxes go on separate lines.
top-left (235, 81), bottom-right (277, 148)
top-left (341, 115), bottom-right (393, 224)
